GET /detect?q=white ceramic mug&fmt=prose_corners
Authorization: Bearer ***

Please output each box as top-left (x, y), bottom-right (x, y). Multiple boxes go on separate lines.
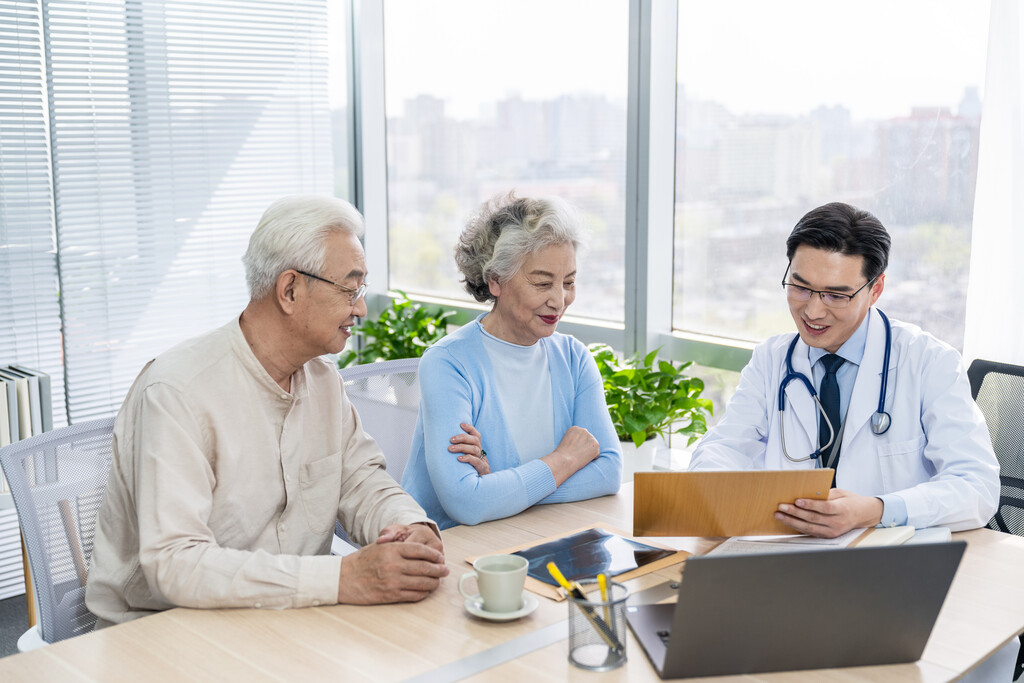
top-left (458, 554), bottom-right (529, 613)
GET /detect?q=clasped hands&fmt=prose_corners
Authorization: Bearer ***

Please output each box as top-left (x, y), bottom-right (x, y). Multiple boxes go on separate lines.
top-left (337, 522), bottom-right (448, 605)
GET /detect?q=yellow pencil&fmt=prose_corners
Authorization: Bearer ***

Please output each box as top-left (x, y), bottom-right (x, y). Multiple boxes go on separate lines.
top-left (597, 572), bottom-right (611, 625)
top-left (546, 562), bottom-right (624, 654)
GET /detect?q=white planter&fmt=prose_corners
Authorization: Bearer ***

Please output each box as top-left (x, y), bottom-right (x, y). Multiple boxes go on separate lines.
top-left (619, 436), bottom-right (667, 483)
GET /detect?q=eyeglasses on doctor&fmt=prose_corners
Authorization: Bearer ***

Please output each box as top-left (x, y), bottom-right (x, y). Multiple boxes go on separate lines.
top-left (295, 269), bottom-right (368, 304)
top-left (781, 264), bottom-right (875, 309)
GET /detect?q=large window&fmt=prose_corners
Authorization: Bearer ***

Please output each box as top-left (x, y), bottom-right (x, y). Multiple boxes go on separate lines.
top-left (672, 1), bottom-right (989, 348)
top-left (0, 0), bottom-right (1006, 432)
top-left (381, 0), bottom-right (629, 321)
top-left (1, 0), bottom-right (340, 424)
top-left (0, 0), bottom-right (345, 603)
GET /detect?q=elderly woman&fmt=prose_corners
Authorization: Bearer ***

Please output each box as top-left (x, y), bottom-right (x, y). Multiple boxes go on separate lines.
top-left (402, 194), bottom-right (622, 530)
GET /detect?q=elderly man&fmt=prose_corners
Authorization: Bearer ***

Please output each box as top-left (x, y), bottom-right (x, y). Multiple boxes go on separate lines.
top-left (86, 195), bottom-right (448, 626)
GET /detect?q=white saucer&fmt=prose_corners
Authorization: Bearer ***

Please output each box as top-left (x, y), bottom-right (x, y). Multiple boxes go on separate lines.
top-left (464, 592), bottom-right (539, 622)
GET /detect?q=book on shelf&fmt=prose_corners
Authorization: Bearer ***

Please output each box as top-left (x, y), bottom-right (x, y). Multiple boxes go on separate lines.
top-left (0, 386), bottom-right (10, 448)
top-left (2, 366), bottom-right (42, 437)
top-left (9, 365), bottom-right (52, 434)
top-left (0, 372), bottom-right (18, 444)
top-left (0, 368), bottom-right (31, 441)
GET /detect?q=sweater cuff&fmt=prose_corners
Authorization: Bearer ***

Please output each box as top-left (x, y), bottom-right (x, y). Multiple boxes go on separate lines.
top-left (520, 458), bottom-right (558, 503)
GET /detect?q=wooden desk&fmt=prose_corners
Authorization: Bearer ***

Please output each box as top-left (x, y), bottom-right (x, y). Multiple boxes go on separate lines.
top-left (1, 485), bottom-right (1022, 682)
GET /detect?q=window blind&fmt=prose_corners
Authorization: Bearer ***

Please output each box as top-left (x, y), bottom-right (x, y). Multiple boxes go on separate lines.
top-left (0, 0), bottom-right (66, 431)
top-left (45, 0), bottom-right (333, 422)
top-left (0, 0), bottom-right (63, 600)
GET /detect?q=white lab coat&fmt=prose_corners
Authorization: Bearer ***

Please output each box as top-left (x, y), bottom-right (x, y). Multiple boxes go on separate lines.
top-left (690, 308), bottom-right (1000, 531)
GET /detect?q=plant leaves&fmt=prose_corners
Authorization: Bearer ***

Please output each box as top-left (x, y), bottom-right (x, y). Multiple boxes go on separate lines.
top-left (338, 293), bottom-right (455, 367)
top-left (590, 344), bottom-right (714, 449)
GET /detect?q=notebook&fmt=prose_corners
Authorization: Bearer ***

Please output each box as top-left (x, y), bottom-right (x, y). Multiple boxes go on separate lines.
top-left (856, 525), bottom-right (916, 546)
top-left (626, 542), bottom-right (965, 679)
top-left (706, 525), bottom-right (917, 557)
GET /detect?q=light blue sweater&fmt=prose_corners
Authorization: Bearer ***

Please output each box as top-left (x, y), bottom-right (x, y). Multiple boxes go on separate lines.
top-left (402, 316), bottom-right (622, 530)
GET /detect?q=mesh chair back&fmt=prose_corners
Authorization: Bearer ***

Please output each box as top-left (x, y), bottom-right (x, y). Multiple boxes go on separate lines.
top-left (340, 358), bottom-right (421, 483)
top-left (0, 417), bottom-right (115, 643)
top-left (968, 359), bottom-right (1024, 536)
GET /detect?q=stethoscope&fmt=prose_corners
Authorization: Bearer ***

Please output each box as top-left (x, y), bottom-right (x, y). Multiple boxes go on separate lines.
top-left (778, 309), bottom-right (892, 463)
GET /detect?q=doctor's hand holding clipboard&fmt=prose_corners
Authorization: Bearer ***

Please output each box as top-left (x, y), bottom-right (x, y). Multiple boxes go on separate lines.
top-left (774, 489), bottom-right (884, 539)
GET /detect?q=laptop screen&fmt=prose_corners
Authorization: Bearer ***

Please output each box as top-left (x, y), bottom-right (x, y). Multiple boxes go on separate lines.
top-left (627, 542), bottom-right (965, 679)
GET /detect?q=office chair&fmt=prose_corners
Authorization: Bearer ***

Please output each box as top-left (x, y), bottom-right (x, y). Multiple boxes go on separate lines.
top-left (968, 359), bottom-right (1024, 536)
top-left (333, 358), bottom-right (421, 553)
top-left (0, 417), bottom-right (115, 651)
top-left (968, 359), bottom-right (1024, 681)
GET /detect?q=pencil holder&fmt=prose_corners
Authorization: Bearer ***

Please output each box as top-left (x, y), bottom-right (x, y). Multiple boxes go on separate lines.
top-left (566, 579), bottom-right (629, 671)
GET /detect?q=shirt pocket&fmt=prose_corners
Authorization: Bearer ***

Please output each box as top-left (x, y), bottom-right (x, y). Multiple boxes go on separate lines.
top-left (299, 452), bottom-right (343, 534)
top-left (877, 434), bottom-right (927, 492)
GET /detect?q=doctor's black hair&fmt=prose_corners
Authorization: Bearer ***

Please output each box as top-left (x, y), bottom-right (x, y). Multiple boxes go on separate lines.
top-left (785, 202), bottom-right (891, 282)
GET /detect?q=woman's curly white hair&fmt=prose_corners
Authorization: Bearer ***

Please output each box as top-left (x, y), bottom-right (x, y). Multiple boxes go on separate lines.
top-left (454, 192), bottom-right (586, 303)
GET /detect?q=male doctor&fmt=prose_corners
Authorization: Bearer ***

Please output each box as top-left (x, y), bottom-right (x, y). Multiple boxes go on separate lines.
top-left (690, 202), bottom-right (1000, 538)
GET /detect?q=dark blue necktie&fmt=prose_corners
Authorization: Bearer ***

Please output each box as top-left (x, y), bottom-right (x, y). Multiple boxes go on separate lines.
top-left (818, 354), bottom-right (845, 486)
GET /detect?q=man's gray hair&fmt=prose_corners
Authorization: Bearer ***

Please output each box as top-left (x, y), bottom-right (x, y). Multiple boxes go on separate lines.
top-left (243, 195), bottom-right (365, 300)
top-left (455, 192), bottom-right (586, 303)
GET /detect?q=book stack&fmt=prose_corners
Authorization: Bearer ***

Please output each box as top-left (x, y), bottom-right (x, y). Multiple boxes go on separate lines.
top-left (0, 365), bottom-right (54, 493)
top-left (0, 365), bottom-right (54, 600)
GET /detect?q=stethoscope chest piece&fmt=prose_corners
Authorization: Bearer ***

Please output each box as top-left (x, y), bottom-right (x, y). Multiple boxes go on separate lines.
top-left (871, 411), bottom-right (891, 435)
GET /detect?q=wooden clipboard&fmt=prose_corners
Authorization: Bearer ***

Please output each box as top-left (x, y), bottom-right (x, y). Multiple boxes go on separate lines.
top-left (633, 469), bottom-right (835, 537)
top-left (466, 523), bottom-right (688, 601)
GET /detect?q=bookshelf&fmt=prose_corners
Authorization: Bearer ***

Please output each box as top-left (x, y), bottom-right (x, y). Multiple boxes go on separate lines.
top-left (0, 365), bottom-right (54, 599)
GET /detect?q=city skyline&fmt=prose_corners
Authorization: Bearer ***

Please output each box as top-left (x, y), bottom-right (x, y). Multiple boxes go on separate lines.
top-left (370, 81), bottom-right (982, 347)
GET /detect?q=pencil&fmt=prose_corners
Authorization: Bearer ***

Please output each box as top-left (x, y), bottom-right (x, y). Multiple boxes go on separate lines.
top-left (597, 572), bottom-right (611, 625)
top-left (546, 562), bottom-right (624, 654)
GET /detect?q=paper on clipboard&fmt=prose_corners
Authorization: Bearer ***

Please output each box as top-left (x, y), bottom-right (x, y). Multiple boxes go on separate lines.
top-left (633, 470), bottom-right (835, 537)
top-left (466, 523), bottom-right (688, 601)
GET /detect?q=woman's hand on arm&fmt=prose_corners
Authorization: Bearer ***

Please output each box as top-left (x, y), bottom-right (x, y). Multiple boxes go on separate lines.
top-left (541, 426), bottom-right (599, 486)
top-left (448, 422), bottom-right (490, 475)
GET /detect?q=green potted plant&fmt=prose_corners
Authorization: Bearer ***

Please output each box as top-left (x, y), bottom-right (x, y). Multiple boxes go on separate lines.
top-left (589, 343), bottom-right (713, 478)
top-left (338, 290), bottom-right (456, 368)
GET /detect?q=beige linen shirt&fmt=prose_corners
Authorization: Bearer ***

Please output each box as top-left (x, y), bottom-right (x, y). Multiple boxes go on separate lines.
top-left (86, 317), bottom-right (432, 625)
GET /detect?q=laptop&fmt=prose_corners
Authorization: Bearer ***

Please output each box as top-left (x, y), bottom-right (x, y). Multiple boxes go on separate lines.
top-left (626, 542), bottom-right (965, 678)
